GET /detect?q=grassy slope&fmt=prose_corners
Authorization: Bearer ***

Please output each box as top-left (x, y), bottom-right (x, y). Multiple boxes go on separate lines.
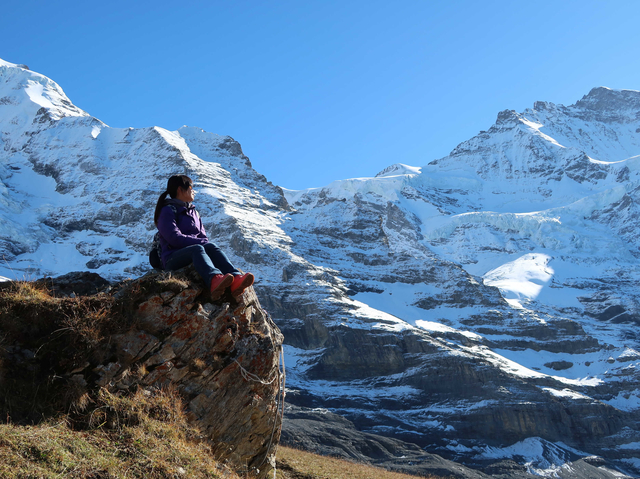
top-left (276, 446), bottom-right (441, 479)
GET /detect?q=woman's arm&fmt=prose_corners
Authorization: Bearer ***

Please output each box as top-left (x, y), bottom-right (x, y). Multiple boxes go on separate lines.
top-left (195, 210), bottom-right (209, 240)
top-left (157, 206), bottom-right (207, 249)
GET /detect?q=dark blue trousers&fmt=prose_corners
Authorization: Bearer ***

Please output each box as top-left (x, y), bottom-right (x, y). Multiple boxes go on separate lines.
top-left (165, 243), bottom-right (239, 285)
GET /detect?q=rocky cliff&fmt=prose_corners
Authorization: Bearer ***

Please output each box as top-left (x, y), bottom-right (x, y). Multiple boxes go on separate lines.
top-left (0, 269), bottom-right (284, 478)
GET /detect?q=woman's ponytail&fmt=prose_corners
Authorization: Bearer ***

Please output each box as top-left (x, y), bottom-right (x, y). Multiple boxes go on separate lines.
top-left (154, 191), bottom-right (170, 225)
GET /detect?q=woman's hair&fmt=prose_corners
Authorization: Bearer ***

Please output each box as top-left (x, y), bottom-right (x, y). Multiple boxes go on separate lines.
top-left (154, 175), bottom-right (193, 225)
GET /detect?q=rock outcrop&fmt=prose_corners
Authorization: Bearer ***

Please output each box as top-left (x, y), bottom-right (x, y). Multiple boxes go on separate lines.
top-left (0, 268), bottom-right (284, 478)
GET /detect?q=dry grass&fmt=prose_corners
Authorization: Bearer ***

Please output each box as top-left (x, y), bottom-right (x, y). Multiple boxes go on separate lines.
top-left (0, 280), bottom-right (118, 345)
top-left (1, 280), bottom-right (51, 301)
top-left (0, 387), bottom-right (241, 479)
top-left (0, 402), bottom-right (444, 479)
top-left (0, 275), bottom-right (186, 350)
top-left (275, 446), bottom-right (442, 479)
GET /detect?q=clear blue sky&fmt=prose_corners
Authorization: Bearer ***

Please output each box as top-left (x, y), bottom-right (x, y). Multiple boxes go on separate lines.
top-left (3, 1), bottom-right (640, 189)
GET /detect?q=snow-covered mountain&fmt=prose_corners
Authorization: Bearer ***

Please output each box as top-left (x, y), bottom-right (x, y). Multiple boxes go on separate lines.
top-left (1, 58), bottom-right (639, 478)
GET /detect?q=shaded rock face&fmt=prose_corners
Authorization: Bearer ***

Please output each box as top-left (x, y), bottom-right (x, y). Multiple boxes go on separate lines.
top-left (283, 320), bottom-right (638, 477)
top-left (34, 271), bottom-right (112, 297)
top-left (281, 405), bottom-right (628, 479)
top-left (0, 269), bottom-right (284, 478)
top-left (307, 326), bottom-right (441, 381)
top-left (281, 404), bottom-right (498, 479)
top-left (574, 87), bottom-right (640, 121)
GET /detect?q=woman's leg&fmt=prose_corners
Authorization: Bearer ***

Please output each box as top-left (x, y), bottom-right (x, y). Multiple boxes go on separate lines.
top-left (203, 242), bottom-right (254, 297)
top-left (165, 244), bottom-right (221, 285)
top-left (203, 242), bottom-right (240, 275)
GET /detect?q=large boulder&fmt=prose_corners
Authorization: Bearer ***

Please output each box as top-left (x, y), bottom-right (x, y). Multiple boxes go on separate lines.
top-left (0, 268), bottom-right (284, 478)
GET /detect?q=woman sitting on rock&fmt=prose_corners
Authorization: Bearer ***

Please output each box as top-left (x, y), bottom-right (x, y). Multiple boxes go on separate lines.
top-left (154, 174), bottom-right (254, 299)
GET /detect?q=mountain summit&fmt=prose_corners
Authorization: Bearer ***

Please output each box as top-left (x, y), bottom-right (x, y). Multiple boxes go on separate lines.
top-left (575, 86), bottom-right (640, 117)
top-left (1, 59), bottom-right (639, 477)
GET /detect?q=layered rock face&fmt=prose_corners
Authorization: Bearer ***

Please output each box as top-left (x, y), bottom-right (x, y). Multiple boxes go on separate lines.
top-left (2, 58), bottom-right (640, 477)
top-left (0, 269), bottom-right (284, 478)
top-left (282, 404), bottom-right (498, 479)
top-left (283, 320), bottom-right (636, 478)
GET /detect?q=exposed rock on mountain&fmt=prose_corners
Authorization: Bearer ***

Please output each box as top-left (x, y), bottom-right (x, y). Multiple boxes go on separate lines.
top-left (1, 58), bottom-right (639, 477)
top-left (282, 404), bottom-right (497, 479)
top-left (282, 404), bottom-right (630, 479)
top-left (0, 268), bottom-right (284, 478)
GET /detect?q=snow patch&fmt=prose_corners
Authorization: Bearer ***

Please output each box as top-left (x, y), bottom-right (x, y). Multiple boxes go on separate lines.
top-left (484, 253), bottom-right (554, 301)
top-left (416, 320), bottom-right (482, 340)
top-left (475, 437), bottom-right (591, 477)
top-left (539, 387), bottom-right (592, 400)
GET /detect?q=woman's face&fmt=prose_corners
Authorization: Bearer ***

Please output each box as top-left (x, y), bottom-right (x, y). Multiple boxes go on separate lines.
top-left (176, 185), bottom-right (196, 203)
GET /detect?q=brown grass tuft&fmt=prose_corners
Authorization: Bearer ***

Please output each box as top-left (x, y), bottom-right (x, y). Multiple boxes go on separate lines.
top-left (0, 387), bottom-right (240, 479)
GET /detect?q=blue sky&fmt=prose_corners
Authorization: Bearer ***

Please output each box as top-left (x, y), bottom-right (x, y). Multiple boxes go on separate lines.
top-left (3, 1), bottom-right (640, 189)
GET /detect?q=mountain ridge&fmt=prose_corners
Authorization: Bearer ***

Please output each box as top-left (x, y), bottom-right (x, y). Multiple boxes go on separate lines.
top-left (1, 58), bottom-right (639, 478)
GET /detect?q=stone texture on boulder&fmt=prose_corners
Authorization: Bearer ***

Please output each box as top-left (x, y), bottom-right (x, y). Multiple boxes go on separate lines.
top-left (128, 270), bottom-right (285, 477)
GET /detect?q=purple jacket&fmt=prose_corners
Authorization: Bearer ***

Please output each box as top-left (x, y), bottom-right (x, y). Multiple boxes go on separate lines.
top-left (157, 198), bottom-right (208, 268)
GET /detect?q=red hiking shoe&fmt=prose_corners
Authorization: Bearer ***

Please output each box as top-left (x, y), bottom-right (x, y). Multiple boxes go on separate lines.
top-left (230, 273), bottom-right (254, 298)
top-left (210, 273), bottom-right (234, 299)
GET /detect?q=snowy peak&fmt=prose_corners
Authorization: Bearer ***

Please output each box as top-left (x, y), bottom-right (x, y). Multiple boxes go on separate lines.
top-left (375, 163), bottom-right (422, 177)
top-left (0, 58), bottom-right (88, 124)
top-left (494, 108), bottom-right (522, 127)
top-left (0, 58), bottom-right (28, 70)
top-left (573, 86), bottom-right (640, 119)
top-left (430, 85), bottom-right (640, 186)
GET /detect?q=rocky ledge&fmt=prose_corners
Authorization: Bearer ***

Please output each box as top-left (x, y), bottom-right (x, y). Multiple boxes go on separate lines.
top-left (0, 268), bottom-right (284, 478)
